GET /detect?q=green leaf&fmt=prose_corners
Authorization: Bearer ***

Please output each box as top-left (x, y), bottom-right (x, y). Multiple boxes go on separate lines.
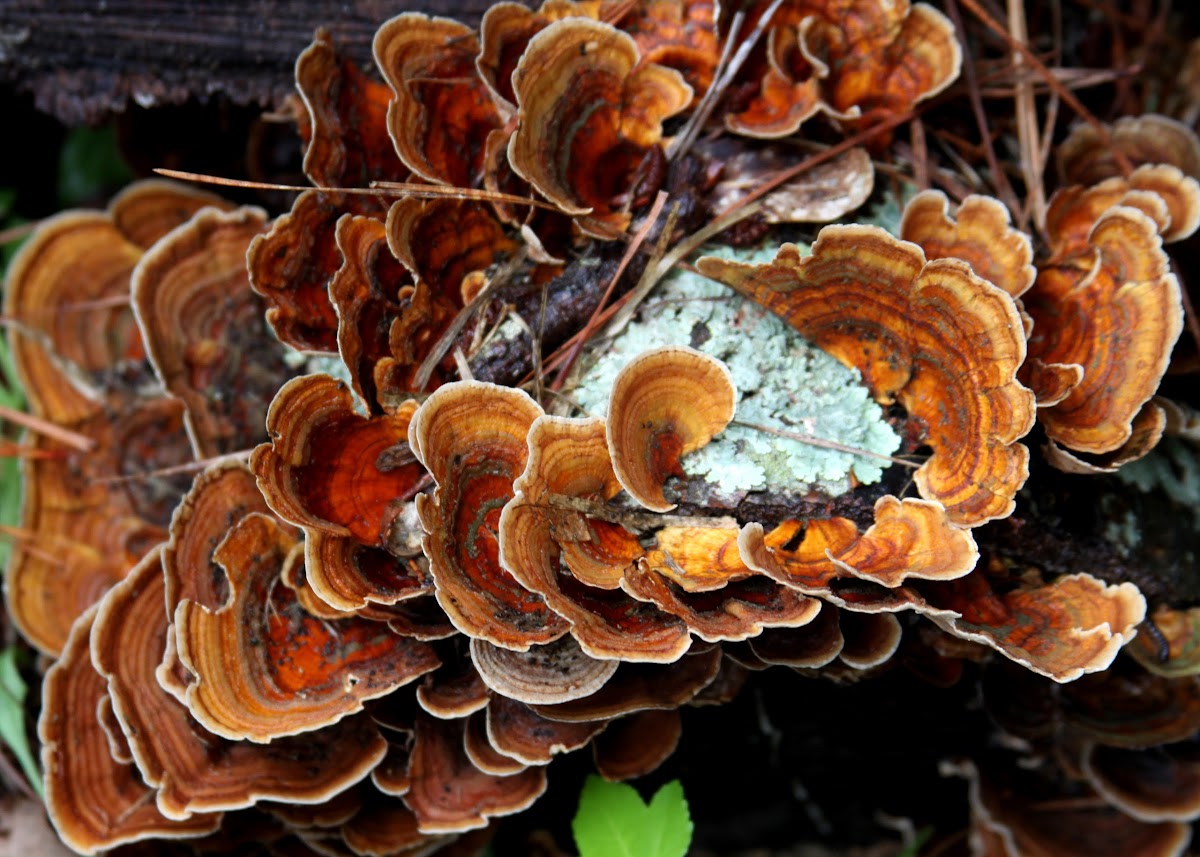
top-left (896, 826), bottom-right (935, 857)
top-left (573, 776), bottom-right (692, 857)
top-left (0, 647), bottom-right (41, 796)
top-left (57, 124), bottom-right (133, 208)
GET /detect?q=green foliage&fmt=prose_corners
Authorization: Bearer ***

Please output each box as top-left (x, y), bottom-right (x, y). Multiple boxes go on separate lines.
top-left (896, 826), bottom-right (934, 857)
top-left (0, 648), bottom-right (41, 796)
top-left (572, 776), bottom-right (693, 857)
top-left (57, 124), bottom-right (133, 208)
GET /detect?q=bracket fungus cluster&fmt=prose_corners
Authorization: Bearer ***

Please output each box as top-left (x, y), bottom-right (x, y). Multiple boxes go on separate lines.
top-left (6, 2), bottom-right (1200, 856)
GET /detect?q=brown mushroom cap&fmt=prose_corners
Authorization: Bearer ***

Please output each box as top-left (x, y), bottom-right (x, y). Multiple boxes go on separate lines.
top-left (295, 29), bottom-right (408, 188)
top-left (507, 17), bottom-right (692, 235)
top-left (404, 714), bottom-right (547, 833)
top-left (417, 657), bottom-right (491, 720)
top-left (131, 205), bottom-right (285, 457)
top-left (606, 346), bottom-right (736, 512)
top-left (40, 605), bottom-right (222, 854)
top-left (92, 546), bottom-right (390, 819)
top-left (1083, 743), bottom-right (1200, 824)
top-left (1026, 204), bottom-right (1183, 457)
top-left (1058, 114), bottom-right (1200, 187)
top-left (698, 234), bottom-right (1034, 526)
top-left (373, 13), bottom-right (501, 187)
top-left (174, 512), bottom-right (441, 741)
top-left (484, 695), bottom-right (607, 765)
top-left (408, 381), bottom-right (569, 650)
top-left (592, 708), bottom-right (683, 782)
top-left (470, 636), bottom-right (618, 705)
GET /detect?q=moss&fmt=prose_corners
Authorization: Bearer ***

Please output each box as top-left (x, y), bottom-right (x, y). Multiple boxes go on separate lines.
top-left (570, 244), bottom-right (900, 500)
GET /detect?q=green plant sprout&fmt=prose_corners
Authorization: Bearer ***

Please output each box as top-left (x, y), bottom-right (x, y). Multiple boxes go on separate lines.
top-left (572, 775), bottom-right (693, 857)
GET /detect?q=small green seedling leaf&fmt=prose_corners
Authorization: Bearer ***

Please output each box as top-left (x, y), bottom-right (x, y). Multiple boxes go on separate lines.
top-left (0, 647), bottom-right (42, 796)
top-left (57, 124), bottom-right (133, 208)
top-left (572, 775), bottom-right (693, 857)
top-left (896, 826), bottom-right (934, 857)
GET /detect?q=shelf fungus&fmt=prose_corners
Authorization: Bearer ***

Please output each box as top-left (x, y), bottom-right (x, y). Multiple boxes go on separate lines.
top-left (698, 232), bottom-right (1035, 526)
top-left (1057, 113), bottom-right (1200, 187)
top-left (507, 17), bottom-right (693, 236)
top-left (173, 512), bottom-right (441, 741)
top-left (408, 381), bottom-right (570, 649)
top-left (252, 373), bottom-right (431, 612)
top-left (374, 13), bottom-right (501, 188)
top-left (724, 0), bottom-right (961, 138)
top-left (1024, 165), bottom-right (1199, 469)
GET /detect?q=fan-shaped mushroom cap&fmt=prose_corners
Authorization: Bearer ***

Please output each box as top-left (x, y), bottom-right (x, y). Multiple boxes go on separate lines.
top-left (295, 29), bottom-right (408, 188)
top-left (404, 714), bottom-right (547, 833)
top-left (606, 346), bottom-right (736, 512)
top-left (373, 13), bottom-right (501, 187)
top-left (248, 190), bottom-right (384, 354)
top-left (91, 547), bottom-right (390, 819)
top-left (507, 17), bottom-right (692, 235)
top-left (592, 708), bottom-right (684, 782)
top-left (40, 606), bottom-right (222, 854)
top-left (484, 695), bottom-right (607, 765)
top-left (900, 190), bottom-right (1035, 299)
top-left (698, 233), bottom-right (1034, 526)
top-left (1083, 743), bottom-right (1200, 824)
top-left (470, 636), bottom-right (618, 705)
top-left (174, 512), bottom-right (441, 741)
top-left (131, 205), bottom-right (286, 457)
top-left (1026, 204), bottom-right (1183, 458)
top-left (1131, 607), bottom-right (1200, 678)
top-left (725, 1), bottom-right (960, 138)
top-left (408, 381), bottom-right (569, 649)
top-left (476, 1), bottom-right (604, 114)
top-left (1058, 114), bottom-right (1200, 187)
top-left (417, 657), bottom-right (490, 720)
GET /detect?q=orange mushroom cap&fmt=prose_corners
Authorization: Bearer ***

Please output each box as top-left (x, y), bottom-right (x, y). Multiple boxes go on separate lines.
top-left (507, 17), bottom-right (692, 235)
top-left (174, 512), bottom-right (441, 741)
top-left (606, 346), bottom-right (736, 513)
top-left (1131, 606), bottom-right (1200, 678)
top-left (408, 381), bottom-right (570, 649)
top-left (92, 546), bottom-right (391, 819)
top-left (698, 233), bottom-right (1034, 526)
top-left (131, 205), bottom-right (286, 457)
top-left (295, 29), bottom-right (409, 188)
top-left (373, 13), bottom-right (501, 187)
top-left (40, 606), bottom-right (222, 854)
top-left (1058, 114), bottom-right (1200, 188)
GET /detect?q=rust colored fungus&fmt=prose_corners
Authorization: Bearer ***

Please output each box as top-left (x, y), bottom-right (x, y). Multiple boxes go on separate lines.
top-left (1083, 743), bottom-right (1200, 824)
top-left (1025, 202), bottom-right (1185, 461)
top-left (1041, 400), bottom-right (1168, 475)
top-left (698, 233), bottom-right (1035, 526)
top-left (476, 1), bottom-right (603, 114)
top-left (953, 757), bottom-right (1191, 857)
top-left (373, 13), bottom-right (501, 187)
top-left (739, 497), bottom-right (978, 593)
top-left (417, 658), bottom-right (490, 719)
top-left (642, 526), bottom-right (756, 592)
top-left (746, 602), bottom-right (846, 668)
top-left (621, 564), bottom-right (822, 643)
top-left (131, 205), bottom-right (288, 457)
top-left (7, 396), bottom-right (191, 655)
top-left (592, 708), bottom-right (684, 782)
top-left (1060, 669), bottom-right (1200, 751)
top-left (96, 693), bottom-right (133, 765)
top-left (899, 190), bottom-right (1035, 300)
top-left (621, 0), bottom-right (719, 102)
top-left (606, 346), bottom-right (736, 513)
top-left (248, 190), bottom-right (384, 354)
top-left (1043, 165), bottom-right (1200, 246)
top-left (174, 512), bottom-right (441, 741)
top-left (835, 610), bottom-right (903, 670)
top-left (340, 792), bottom-right (456, 856)
top-left (1058, 114), bottom-right (1200, 187)
top-left (925, 572), bottom-right (1146, 683)
top-left (500, 415), bottom-right (641, 592)
top-left (1131, 607), bottom-right (1200, 678)
top-left (386, 197), bottom-right (519, 296)
top-left (40, 606), bottom-right (221, 854)
top-left (484, 695), bottom-right (607, 765)
top-left (532, 646), bottom-right (723, 722)
top-left (327, 214), bottom-right (417, 410)
top-left (91, 547), bottom-right (390, 819)
top-left (408, 381), bottom-right (569, 649)
top-left (725, 0), bottom-right (961, 138)
top-left (465, 711), bottom-right (529, 775)
top-left (108, 180), bottom-right (233, 250)
top-left (404, 714), bottom-right (547, 833)
top-left (507, 17), bottom-right (692, 236)
top-left (295, 29), bottom-right (409, 188)
top-left (252, 374), bottom-right (431, 612)
top-left (470, 636), bottom-right (618, 704)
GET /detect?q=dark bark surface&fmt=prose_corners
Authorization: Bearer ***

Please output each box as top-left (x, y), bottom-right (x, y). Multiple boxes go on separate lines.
top-left (0, 0), bottom-right (496, 123)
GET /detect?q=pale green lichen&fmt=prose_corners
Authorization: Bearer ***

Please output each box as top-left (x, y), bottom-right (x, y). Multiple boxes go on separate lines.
top-left (569, 244), bottom-right (901, 500)
top-left (1117, 439), bottom-right (1200, 530)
